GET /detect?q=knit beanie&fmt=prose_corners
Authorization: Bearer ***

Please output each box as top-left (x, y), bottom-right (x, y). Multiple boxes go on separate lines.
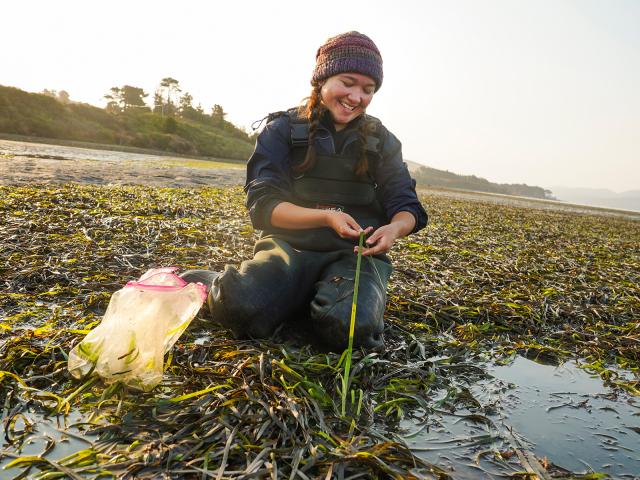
top-left (312, 31), bottom-right (383, 91)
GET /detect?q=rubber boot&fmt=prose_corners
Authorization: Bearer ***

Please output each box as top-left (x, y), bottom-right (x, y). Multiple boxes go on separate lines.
top-left (310, 254), bottom-right (392, 351)
top-left (179, 269), bottom-right (220, 318)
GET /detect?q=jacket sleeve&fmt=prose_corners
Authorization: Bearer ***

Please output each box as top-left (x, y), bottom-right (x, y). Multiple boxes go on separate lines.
top-left (244, 116), bottom-right (294, 230)
top-left (374, 127), bottom-right (428, 234)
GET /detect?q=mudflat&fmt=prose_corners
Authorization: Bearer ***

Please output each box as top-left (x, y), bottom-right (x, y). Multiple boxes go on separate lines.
top-left (2, 139), bottom-right (639, 478)
top-left (0, 138), bottom-right (245, 188)
top-left (1, 155), bottom-right (245, 188)
top-left (2, 138), bottom-right (639, 220)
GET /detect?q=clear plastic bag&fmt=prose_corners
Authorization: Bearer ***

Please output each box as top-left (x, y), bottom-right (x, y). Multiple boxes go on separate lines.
top-left (68, 268), bottom-right (207, 391)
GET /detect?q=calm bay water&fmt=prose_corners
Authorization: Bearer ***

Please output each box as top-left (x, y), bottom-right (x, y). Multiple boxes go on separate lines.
top-left (0, 138), bottom-right (173, 163)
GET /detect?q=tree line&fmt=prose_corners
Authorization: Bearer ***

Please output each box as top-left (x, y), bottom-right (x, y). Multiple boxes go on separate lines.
top-left (103, 78), bottom-right (236, 131)
top-left (413, 165), bottom-right (554, 200)
top-left (0, 84), bottom-right (255, 159)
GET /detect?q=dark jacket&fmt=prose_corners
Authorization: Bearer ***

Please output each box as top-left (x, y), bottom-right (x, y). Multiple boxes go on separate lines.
top-left (244, 110), bottom-right (428, 248)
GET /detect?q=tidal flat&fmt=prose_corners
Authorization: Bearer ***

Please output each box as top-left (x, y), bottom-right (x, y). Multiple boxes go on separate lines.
top-left (0, 150), bottom-right (639, 478)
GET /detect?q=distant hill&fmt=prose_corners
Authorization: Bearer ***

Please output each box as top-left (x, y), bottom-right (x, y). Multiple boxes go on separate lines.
top-left (551, 186), bottom-right (640, 212)
top-left (0, 85), bottom-right (254, 160)
top-left (404, 159), bottom-right (427, 173)
top-left (406, 161), bottom-right (553, 200)
top-left (3, 85), bottom-right (612, 205)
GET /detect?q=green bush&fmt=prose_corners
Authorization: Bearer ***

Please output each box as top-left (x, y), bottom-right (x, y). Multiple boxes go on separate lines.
top-left (163, 117), bottom-right (177, 134)
top-left (0, 85), bottom-right (254, 160)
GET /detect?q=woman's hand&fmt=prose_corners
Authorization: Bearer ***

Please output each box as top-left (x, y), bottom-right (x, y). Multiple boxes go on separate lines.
top-left (325, 211), bottom-right (373, 240)
top-left (356, 211), bottom-right (417, 256)
top-left (357, 223), bottom-right (402, 256)
top-left (271, 203), bottom-right (373, 240)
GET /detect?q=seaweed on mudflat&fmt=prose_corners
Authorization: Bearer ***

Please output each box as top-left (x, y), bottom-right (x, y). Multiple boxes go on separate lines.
top-left (1, 183), bottom-right (638, 478)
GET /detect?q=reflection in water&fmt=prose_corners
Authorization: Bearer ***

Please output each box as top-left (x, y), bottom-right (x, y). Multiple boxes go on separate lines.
top-left (489, 357), bottom-right (639, 476)
top-left (0, 410), bottom-right (92, 473)
top-left (0, 138), bottom-right (173, 163)
top-left (403, 356), bottom-right (639, 479)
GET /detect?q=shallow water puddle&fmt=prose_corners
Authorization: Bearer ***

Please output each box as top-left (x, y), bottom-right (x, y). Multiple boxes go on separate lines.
top-left (0, 138), bottom-right (170, 163)
top-left (491, 356), bottom-right (639, 475)
top-left (0, 409), bottom-right (92, 474)
top-left (404, 356), bottom-right (639, 478)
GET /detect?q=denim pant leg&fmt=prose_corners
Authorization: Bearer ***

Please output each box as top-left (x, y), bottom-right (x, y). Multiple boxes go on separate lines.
top-left (208, 237), bottom-right (326, 339)
top-left (309, 252), bottom-right (392, 351)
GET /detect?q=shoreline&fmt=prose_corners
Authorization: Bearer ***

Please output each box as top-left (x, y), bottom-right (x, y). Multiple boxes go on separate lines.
top-left (0, 132), bottom-right (246, 164)
top-left (420, 185), bottom-right (640, 220)
top-left (2, 136), bottom-right (638, 220)
top-left (0, 137), bottom-right (246, 189)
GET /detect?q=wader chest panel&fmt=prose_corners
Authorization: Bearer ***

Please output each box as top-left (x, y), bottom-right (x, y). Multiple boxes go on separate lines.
top-left (293, 154), bottom-right (377, 207)
top-left (288, 116), bottom-right (382, 210)
top-left (261, 114), bottom-right (389, 249)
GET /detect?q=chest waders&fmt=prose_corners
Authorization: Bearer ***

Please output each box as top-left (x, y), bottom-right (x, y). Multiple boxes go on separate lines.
top-left (182, 115), bottom-right (393, 351)
top-left (262, 119), bottom-right (388, 251)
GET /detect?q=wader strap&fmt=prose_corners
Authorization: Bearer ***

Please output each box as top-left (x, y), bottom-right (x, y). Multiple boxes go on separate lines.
top-left (288, 118), bottom-right (381, 154)
top-left (288, 116), bottom-right (383, 182)
top-left (290, 123), bottom-right (310, 147)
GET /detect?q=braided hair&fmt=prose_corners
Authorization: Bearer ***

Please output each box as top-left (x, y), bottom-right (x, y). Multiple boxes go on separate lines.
top-left (355, 115), bottom-right (376, 177)
top-left (294, 84), bottom-right (374, 177)
top-left (292, 85), bottom-right (323, 175)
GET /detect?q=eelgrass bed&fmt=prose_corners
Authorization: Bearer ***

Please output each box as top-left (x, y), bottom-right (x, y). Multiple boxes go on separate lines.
top-left (1, 184), bottom-right (638, 478)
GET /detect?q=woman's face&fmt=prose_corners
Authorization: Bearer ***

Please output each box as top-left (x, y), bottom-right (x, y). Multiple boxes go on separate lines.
top-left (320, 73), bottom-right (376, 131)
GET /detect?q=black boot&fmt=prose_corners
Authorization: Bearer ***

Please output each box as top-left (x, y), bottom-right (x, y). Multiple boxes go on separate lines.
top-left (179, 269), bottom-right (220, 319)
top-left (309, 254), bottom-right (392, 352)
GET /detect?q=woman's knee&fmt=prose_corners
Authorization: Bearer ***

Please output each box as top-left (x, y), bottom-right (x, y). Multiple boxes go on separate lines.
top-left (208, 261), bottom-right (288, 338)
top-left (208, 240), bottom-right (320, 340)
top-left (310, 271), bottom-right (387, 351)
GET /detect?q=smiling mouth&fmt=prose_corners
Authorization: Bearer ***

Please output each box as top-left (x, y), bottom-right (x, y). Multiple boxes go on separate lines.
top-left (339, 100), bottom-right (357, 112)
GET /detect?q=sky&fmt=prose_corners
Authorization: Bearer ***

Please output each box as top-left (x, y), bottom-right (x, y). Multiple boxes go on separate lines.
top-left (2, 0), bottom-right (639, 192)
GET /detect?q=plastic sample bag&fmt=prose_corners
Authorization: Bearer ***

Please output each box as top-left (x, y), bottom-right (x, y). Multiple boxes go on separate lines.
top-left (68, 268), bottom-right (207, 391)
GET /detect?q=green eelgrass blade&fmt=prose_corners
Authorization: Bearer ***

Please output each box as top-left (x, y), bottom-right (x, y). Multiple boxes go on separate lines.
top-left (341, 231), bottom-right (365, 416)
